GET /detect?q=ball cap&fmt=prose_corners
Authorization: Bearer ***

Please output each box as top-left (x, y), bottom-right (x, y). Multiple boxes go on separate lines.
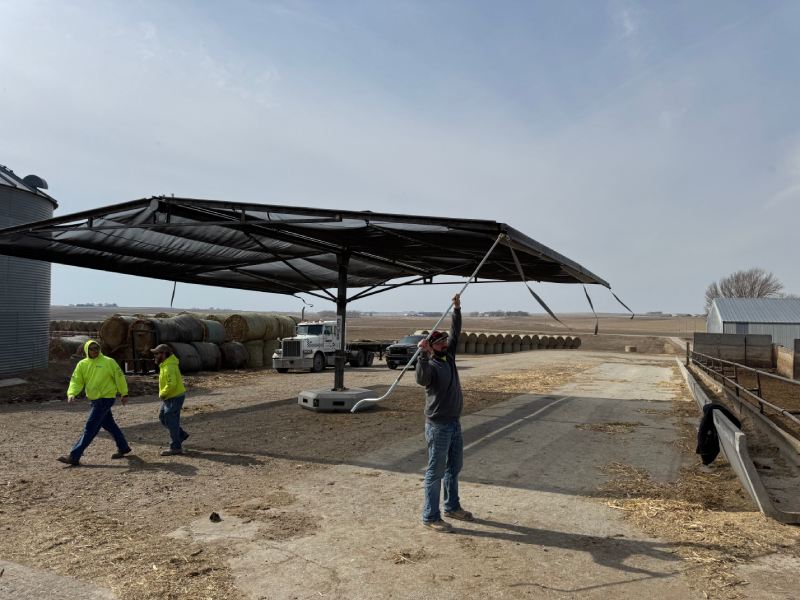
top-left (429, 330), bottom-right (448, 344)
top-left (150, 343), bottom-right (170, 354)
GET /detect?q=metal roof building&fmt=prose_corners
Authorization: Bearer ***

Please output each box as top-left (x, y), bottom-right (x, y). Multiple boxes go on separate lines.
top-left (707, 297), bottom-right (800, 348)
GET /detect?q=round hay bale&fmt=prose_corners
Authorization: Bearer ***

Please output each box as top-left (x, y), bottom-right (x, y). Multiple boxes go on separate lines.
top-left (154, 312), bottom-right (172, 318)
top-left (464, 332), bottom-right (477, 354)
top-left (263, 339), bottom-right (281, 365)
top-left (221, 341), bottom-right (248, 369)
top-left (100, 315), bottom-right (136, 350)
top-left (456, 339), bottom-right (466, 354)
top-left (201, 319), bottom-right (226, 344)
top-left (274, 314), bottom-right (295, 339)
top-left (61, 335), bottom-right (91, 357)
top-left (190, 342), bottom-right (221, 370)
top-left (484, 334), bottom-right (497, 355)
top-left (169, 314), bottom-right (206, 342)
top-left (571, 336), bottom-right (582, 349)
top-left (625, 345), bottom-right (637, 353)
top-left (511, 334), bottom-right (522, 352)
top-left (166, 342), bottom-right (202, 373)
top-left (130, 319), bottom-right (158, 358)
top-left (475, 333), bottom-right (487, 354)
top-left (519, 334), bottom-right (531, 351)
top-left (225, 314), bottom-right (269, 342)
top-left (244, 340), bottom-right (265, 368)
top-left (501, 333), bottom-right (514, 353)
top-left (554, 335), bottom-right (566, 349)
top-left (413, 329), bottom-right (430, 336)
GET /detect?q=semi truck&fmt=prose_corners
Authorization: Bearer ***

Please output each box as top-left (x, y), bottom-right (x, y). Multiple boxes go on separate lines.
top-left (272, 320), bottom-right (392, 372)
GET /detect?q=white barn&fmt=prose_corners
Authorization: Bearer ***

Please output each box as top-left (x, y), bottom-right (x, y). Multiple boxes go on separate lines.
top-left (707, 298), bottom-right (800, 349)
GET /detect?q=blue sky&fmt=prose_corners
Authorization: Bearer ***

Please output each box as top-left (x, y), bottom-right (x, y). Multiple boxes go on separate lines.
top-left (1, 0), bottom-right (798, 314)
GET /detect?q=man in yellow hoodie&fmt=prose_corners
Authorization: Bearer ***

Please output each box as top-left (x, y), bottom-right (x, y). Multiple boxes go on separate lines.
top-left (151, 344), bottom-right (189, 456)
top-left (58, 340), bottom-right (131, 466)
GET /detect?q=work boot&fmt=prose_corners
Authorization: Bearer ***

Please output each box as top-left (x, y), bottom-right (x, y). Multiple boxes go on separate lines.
top-left (422, 519), bottom-right (453, 533)
top-left (444, 508), bottom-right (474, 522)
top-left (160, 448), bottom-right (183, 456)
top-left (111, 448), bottom-right (132, 459)
top-left (57, 455), bottom-right (80, 466)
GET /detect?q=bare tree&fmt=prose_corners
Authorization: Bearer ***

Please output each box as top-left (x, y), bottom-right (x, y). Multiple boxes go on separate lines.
top-left (704, 268), bottom-right (784, 313)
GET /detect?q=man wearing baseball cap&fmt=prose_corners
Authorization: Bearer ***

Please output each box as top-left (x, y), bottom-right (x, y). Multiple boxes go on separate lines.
top-left (416, 293), bottom-right (473, 532)
top-left (151, 343), bottom-right (189, 456)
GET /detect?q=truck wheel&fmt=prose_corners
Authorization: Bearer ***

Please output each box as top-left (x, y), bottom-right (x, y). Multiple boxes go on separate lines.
top-left (387, 361), bottom-right (397, 370)
top-left (276, 368), bottom-right (288, 373)
top-left (311, 352), bottom-right (325, 372)
top-left (365, 352), bottom-right (375, 367)
top-left (356, 349), bottom-right (367, 367)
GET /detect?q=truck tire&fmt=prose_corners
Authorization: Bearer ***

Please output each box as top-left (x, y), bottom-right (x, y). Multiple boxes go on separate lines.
top-left (276, 368), bottom-right (288, 373)
top-left (387, 360), bottom-right (397, 370)
top-left (311, 352), bottom-right (325, 373)
top-left (355, 349), bottom-right (367, 367)
top-left (365, 352), bottom-right (375, 367)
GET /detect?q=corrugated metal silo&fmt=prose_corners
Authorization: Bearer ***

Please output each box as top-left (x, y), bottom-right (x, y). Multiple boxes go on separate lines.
top-left (0, 165), bottom-right (58, 376)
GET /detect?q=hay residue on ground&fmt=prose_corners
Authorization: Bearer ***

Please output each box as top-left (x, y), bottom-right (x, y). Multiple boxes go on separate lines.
top-left (596, 375), bottom-right (800, 598)
top-left (576, 422), bottom-right (642, 434)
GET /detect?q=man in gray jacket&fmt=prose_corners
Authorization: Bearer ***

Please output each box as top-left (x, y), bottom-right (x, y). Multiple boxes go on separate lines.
top-left (416, 293), bottom-right (474, 532)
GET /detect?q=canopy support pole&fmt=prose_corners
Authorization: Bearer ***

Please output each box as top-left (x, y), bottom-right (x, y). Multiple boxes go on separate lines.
top-left (333, 251), bottom-right (350, 391)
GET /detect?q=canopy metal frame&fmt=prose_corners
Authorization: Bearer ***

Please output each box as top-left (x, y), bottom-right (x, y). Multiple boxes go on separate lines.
top-left (0, 196), bottom-right (611, 390)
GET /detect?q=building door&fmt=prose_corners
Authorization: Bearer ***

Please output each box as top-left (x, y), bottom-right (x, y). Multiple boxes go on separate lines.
top-left (735, 322), bottom-right (749, 334)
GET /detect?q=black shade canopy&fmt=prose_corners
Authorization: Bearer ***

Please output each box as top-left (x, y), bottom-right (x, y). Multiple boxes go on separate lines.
top-left (0, 196), bottom-right (609, 302)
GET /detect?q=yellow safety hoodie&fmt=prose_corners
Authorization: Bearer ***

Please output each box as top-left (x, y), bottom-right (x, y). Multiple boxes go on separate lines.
top-left (158, 353), bottom-right (186, 400)
top-left (67, 340), bottom-right (129, 400)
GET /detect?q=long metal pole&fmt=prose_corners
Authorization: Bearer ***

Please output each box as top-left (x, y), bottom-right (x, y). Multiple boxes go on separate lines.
top-left (351, 232), bottom-right (506, 412)
top-left (334, 251), bottom-right (350, 391)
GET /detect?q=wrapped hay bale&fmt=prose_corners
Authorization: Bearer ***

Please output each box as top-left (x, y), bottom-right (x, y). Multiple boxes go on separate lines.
top-left (501, 333), bottom-right (514, 353)
top-left (100, 315), bottom-right (137, 351)
top-left (511, 334), bottom-right (522, 352)
top-left (201, 319), bottom-right (226, 344)
top-left (166, 342), bottom-right (202, 373)
top-left (224, 314), bottom-right (274, 342)
top-left (464, 332), bottom-right (477, 354)
top-left (221, 341), bottom-right (248, 369)
top-left (263, 339), bottom-right (281, 365)
top-left (275, 314), bottom-right (296, 339)
top-left (484, 334), bottom-right (497, 355)
top-left (554, 335), bottom-right (567, 349)
top-left (520, 334), bottom-right (532, 351)
top-left (244, 340), bottom-right (265, 368)
top-left (570, 336), bottom-right (582, 349)
top-left (190, 341), bottom-right (221, 371)
top-left (475, 333), bottom-right (487, 354)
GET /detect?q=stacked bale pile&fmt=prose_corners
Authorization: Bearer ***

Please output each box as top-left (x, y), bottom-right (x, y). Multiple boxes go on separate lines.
top-left (93, 311), bottom-right (299, 372)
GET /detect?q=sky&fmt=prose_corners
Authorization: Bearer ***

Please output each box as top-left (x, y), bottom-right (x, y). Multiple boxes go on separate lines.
top-left (1, 0), bottom-right (799, 315)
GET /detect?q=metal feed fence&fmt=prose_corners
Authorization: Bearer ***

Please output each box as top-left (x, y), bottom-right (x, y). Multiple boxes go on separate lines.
top-left (689, 349), bottom-right (800, 436)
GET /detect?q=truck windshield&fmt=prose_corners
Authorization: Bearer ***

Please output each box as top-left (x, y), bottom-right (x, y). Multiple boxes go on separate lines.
top-left (297, 324), bottom-right (323, 335)
top-left (399, 335), bottom-right (425, 345)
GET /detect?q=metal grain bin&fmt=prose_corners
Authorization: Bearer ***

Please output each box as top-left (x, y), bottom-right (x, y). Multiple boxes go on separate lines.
top-left (0, 166), bottom-right (57, 376)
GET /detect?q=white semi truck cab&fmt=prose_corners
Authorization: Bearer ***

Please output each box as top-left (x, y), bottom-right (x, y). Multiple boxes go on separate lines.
top-left (272, 320), bottom-right (390, 372)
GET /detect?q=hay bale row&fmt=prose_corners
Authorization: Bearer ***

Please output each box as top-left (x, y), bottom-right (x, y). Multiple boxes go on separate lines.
top-left (49, 320), bottom-right (103, 333)
top-left (459, 332), bottom-right (581, 354)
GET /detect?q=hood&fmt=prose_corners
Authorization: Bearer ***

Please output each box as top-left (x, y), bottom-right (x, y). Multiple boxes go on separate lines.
top-left (83, 339), bottom-right (103, 359)
top-left (161, 353), bottom-right (180, 367)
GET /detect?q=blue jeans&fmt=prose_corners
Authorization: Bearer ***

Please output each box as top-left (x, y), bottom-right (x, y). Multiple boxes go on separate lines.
top-left (159, 394), bottom-right (188, 450)
top-left (422, 420), bottom-right (463, 523)
top-left (70, 398), bottom-right (130, 460)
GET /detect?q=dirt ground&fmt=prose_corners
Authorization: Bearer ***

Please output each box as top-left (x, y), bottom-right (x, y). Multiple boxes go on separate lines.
top-left (2, 317), bottom-right (798, 600)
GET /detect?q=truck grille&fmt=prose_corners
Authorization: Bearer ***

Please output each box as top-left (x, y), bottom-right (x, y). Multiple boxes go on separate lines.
top-left (282, 340), bottom-right (302, 358)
